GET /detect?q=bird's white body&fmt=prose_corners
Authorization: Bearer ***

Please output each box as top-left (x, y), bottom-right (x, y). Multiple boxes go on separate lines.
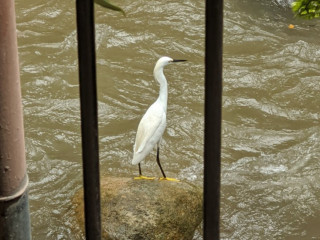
top-left (132, 57), bottom-right (171, 165)
top-left (132, 100), bottom-right (166, 165)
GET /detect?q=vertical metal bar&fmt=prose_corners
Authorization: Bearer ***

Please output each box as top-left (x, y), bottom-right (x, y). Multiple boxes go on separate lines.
top-left (204, 0), bottom-right (223, 239)
top-left (75, 0), bottom-right (101, 239)
top-left (0, 0), bottom-right (31, 238)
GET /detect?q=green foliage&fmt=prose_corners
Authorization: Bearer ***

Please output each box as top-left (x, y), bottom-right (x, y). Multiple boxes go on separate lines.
top-left (292, 0), bottom-right (320, 19)
top-left (94, 0), bottom-right (125, 16)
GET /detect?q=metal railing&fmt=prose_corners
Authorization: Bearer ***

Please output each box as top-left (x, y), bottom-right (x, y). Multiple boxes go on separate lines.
top-left (0, 0), bottom-right (223, 239)
top-left (75, 0), bottom-right (223, 239)
top-left (204, 0), bottom-right (223, 239)
top-left (76, 0), bottom-right (102, 239)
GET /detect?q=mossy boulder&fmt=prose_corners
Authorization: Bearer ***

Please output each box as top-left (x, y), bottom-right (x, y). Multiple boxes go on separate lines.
top-left (73, 176), bottom-right (202, 240)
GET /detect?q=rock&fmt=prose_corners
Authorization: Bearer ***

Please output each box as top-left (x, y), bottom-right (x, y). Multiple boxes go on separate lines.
top-left (73, 176), bottom-right (202, 240)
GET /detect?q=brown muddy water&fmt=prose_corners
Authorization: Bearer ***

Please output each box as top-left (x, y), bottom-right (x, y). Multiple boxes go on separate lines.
top-left (15, 0), bottom-right (320, 239)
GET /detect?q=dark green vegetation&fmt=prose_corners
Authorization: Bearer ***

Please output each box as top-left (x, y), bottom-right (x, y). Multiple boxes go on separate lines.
top-left (94, 0), bottom-right (125, 16)
top-left (292, 0), bottom-right (320, 19)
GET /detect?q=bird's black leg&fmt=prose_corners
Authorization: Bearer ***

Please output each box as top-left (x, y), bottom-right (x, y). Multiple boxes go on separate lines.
top-left (157, 144), bottom-right (180, 182)
top-left (138, 163), bottom-right (142, 176)
top-left (156, 145), bottom-right (167, 178)
top-left (134, 163), bottom-right (155, 180)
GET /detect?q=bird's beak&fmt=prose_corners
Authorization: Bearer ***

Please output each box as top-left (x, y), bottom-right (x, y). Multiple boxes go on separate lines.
top-left (172, 59), bottom-right (187, 62)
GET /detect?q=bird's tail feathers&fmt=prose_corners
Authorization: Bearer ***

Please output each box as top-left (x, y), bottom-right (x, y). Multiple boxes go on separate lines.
top-left (132, 153), bottom-right (143, 165)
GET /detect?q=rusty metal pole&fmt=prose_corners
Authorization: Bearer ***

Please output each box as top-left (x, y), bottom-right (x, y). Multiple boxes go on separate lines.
top-left (0, 0), bottom-right (31, 239)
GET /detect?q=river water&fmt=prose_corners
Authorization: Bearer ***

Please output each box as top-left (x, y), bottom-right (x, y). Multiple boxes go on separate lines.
top-left (14, 0), bottom-right (319, 239)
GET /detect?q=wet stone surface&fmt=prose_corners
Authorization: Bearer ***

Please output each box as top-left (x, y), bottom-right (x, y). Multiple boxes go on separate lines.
top-left (73, 176), bottom-right (202, 240)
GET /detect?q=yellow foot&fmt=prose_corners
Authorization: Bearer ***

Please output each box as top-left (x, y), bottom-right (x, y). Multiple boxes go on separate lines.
top-left (159, 177), bottom-right (180, 182)
top-left (134, 175), bottom-right (155, 180)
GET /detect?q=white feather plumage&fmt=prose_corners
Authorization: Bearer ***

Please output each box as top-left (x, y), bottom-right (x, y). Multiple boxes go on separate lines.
top-left (132, 57), bottom-right (173, 165)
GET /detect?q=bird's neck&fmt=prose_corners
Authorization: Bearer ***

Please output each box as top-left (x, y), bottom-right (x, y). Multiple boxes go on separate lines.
top-left (154, 69), bottom-right (168, 112)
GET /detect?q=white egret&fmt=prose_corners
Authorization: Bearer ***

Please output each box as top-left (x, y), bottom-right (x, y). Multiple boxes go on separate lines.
top-left (132, 56), bottom-right (186, 181)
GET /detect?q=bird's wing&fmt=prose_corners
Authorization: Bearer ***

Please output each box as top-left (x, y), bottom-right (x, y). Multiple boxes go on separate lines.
top-left (134, 104), bottom-right (165, 154)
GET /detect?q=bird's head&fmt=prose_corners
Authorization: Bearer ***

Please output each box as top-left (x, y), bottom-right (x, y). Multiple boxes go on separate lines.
top-left (155, 56), bottom-right (187, 70)
top-left (154, 57), bottom-right (187, 77)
